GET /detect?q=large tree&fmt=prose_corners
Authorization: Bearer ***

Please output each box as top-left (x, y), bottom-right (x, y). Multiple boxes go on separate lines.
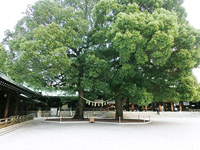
top-left (93, 0), bottom-right (200, 119)
top-left (3, 0), bottom-right (100, 119)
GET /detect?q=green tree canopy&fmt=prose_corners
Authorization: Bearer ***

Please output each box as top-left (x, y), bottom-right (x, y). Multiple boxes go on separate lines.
top-left (0, 44), bottom-right (7, 73)
top-left (93, 0), bottom-right (200, 119)
top-left (3, 0), bottom-right (100, 119)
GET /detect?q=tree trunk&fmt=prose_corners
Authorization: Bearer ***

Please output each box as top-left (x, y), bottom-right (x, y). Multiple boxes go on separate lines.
top-left (73, 89), bottom-right (84, 119)
top-left (131, 103), bottom-right (134, 111)
top-left (115, 97), bottom-right (126, 120)
top-left (159, 103), bottom-right (161, 111)
top-left (171, 102), bottom-right (174, 112)
top-left (145, 105), bottom-right (148, 112)
top-left (179, 101), bottom-right (182, 112)
top-left (126, 98), bottom-right (129, 111)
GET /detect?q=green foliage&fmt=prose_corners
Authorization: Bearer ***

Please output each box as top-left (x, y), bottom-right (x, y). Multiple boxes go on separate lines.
top-left (4, 0), bottom-right (93, 89)
top-left (133, 88), bottom-right (153, 106)
top-left (17, 23), bottom-right (71, 87)
top-left (176, 75), bottom-right (200, 102)
top-left (93, 0), bottom-right (200, 106)
top-left (60, 96), bottom-right (78, 104)
top-left (117, 0), bottom-right (186, 22)
top-left (0, 44), bottom-right (6, 72)
top-left (118, 84), bottom-right (153, 106)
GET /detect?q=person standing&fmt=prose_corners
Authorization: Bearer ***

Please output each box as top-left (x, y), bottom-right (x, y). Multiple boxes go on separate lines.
top-left (156, 106), bottom-right (160, 115)
top-left (161, 105), bottom-right (164, 111)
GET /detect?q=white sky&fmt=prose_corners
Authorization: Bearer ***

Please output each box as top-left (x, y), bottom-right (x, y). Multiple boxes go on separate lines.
top-left (0, 0), bottom-right (199, 82)
top-left (182, 0), bottom-right (200, 82)
top-left (0, 0), bottom-right (37, 41)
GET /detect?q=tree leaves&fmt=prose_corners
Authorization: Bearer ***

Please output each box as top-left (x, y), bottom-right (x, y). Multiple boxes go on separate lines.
top-left (93, 0), bottom-right (200, 104)
top-left (0, 44), bottom-right (6, 72)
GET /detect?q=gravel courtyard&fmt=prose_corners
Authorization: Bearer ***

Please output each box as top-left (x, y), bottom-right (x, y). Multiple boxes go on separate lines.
top-left (0, 114), bottom-right (200, 150)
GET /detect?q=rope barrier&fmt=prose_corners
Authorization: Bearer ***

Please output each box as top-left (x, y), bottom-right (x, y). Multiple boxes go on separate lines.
top-left (80, 95), bottom-right (118, 106)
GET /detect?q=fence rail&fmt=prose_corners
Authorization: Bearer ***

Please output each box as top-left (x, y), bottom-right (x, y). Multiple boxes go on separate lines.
top-left (0, 114), bottom-right (35, 127)
top-left (189, 109), bottom-right (200, 112)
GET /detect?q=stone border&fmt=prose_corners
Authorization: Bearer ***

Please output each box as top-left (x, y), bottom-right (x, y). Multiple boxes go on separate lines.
top-left (94, 120), bottom-right (152, 125)
top-left (43, 118), bottom-right (152, 125)
top-left (43, 120), bottom-right (89, 124)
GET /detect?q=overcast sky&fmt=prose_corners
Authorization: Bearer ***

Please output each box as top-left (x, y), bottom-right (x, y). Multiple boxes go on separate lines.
top-left (0, 0), bottom-right (199, 81)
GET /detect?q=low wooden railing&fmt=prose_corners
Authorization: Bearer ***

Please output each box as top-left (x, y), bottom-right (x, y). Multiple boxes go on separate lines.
top-left (188, 109), bottom-right (200, 112)
top-left (0, 114), bottom-right (35, 127)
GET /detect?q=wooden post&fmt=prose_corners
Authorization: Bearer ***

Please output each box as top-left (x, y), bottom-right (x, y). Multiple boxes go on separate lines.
top-left (60, 115), bottom-right (62, 122)
top-left (119, 117), bottom-right (121, 123)
top-left (145, 105), bottom-right (148, 112)
top-left (4, 93), bottom-right (11, 118)
top-left (90, 118), bottom-right (95, 123)
top-left (179, 101), bottom-right (182, 112)
top-left (171, 102), bottom-right (174, 112)
top-left (14, 95), bottom-right (19, 115)
top-left (19, 100), bottom-right (24, 115)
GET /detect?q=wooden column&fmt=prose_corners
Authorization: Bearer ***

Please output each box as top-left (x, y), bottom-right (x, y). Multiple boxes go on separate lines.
top-left (32, 103), bottom-right (35, 111)
top-left (179, 101), bottom-right (182, 112)
top-left (14, 95), bottom-right (19, 115)
top-left (20, 101), bottom-right (24, 116)
top-left (25, 103), bottom-right (29, 115)
top-left (170, 102), bottom-right (174, 112)
top-left (4, 93), bottom-right (11, 118)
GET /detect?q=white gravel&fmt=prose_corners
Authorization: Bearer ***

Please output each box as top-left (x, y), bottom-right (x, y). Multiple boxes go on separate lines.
top-left (0, 114), bottom-right (200, 150)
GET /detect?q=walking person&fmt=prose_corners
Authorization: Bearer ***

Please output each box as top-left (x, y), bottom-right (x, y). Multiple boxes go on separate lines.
top-left (156, 106), bottom-right (160, 115)
top-left (135, 105), bottom-right (138, 112)
top-left (161, 105), bottom-right (164, 111)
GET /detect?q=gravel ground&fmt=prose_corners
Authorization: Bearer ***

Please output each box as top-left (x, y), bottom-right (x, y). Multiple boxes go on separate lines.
top-left (0, 115), bottom-right (200, 150)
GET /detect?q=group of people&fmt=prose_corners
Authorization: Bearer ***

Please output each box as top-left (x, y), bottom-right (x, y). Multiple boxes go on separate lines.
top-left (156, 105), bottom-right (178, 115)
top-left (156, 106), bottom-right (164, 115)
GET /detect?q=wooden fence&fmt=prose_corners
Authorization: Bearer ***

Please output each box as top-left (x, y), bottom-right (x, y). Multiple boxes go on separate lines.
top-left (0, 114), bottom-right (35, 127)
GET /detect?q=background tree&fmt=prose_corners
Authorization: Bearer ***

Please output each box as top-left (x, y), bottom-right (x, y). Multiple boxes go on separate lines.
top-left (176, 75), bottom-right (200, 102)
top-left (0, 44), bottom-right (7, 73)
top-left (3, 0), bottom-right (100, 119)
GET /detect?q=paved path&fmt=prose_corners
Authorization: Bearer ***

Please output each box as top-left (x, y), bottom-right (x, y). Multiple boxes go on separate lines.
top-left (0, 117), bottom-right (199, 150)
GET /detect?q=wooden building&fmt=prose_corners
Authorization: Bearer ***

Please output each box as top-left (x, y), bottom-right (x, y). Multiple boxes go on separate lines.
top-left (0, 73), bottom-right (44, 118)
